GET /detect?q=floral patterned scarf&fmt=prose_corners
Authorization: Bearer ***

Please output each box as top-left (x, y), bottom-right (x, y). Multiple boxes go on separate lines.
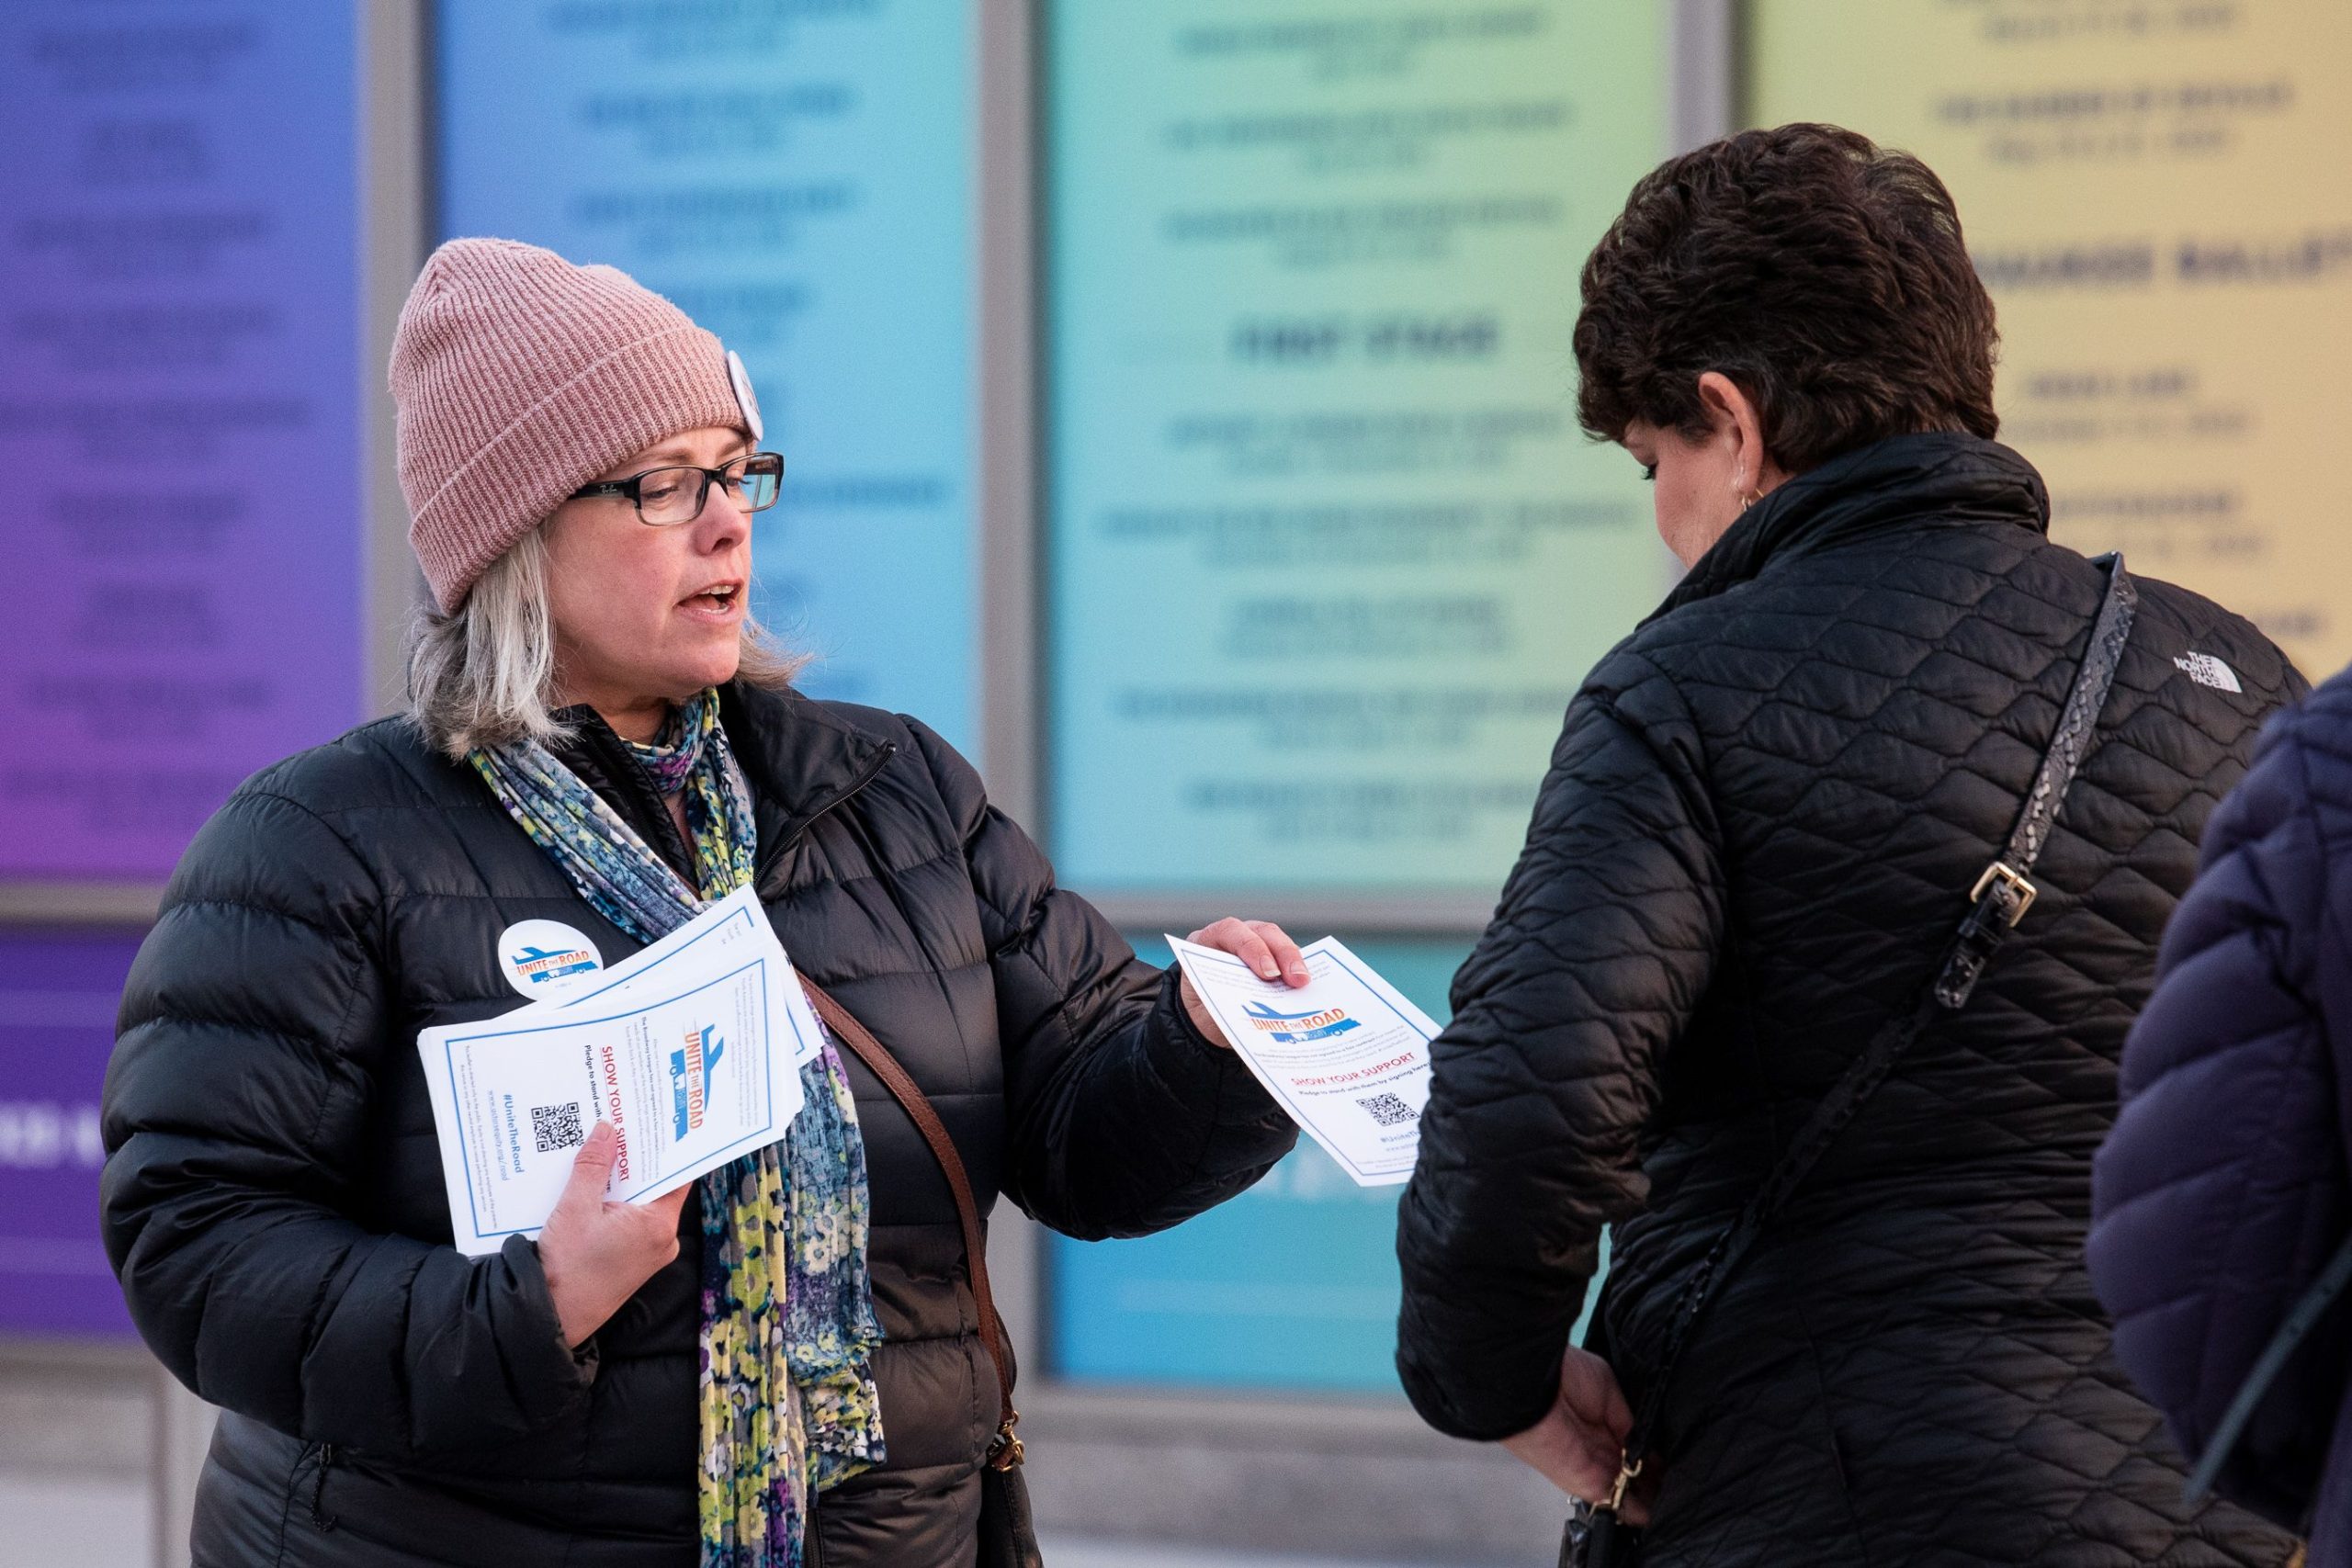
top-left (469, 690), bottom-right (884, 1566)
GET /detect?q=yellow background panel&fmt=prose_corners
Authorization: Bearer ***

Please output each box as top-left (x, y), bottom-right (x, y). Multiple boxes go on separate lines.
top-left (1750, 0), bottom-right (2352, 678)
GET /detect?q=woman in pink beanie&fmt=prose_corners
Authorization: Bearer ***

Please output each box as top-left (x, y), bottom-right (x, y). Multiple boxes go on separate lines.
top-left (103, 238), bottom-right (1309, 1568)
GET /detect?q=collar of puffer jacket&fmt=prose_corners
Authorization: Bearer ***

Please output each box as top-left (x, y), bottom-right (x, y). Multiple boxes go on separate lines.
top-left (1647, 432), bottom-right (2052, 625)
top-left (715, 681), bottom-right (896, 875)
top-left (545, 684), bottom-right (890, 855)
top-left (544, 684), bottom-right (893, 883)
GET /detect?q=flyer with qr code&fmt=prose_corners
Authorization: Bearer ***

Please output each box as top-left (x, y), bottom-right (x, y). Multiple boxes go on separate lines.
top-left (1167, 934), bottom-right (1438, 1187)
top-left (419, 887), bottom-right (816, 1256)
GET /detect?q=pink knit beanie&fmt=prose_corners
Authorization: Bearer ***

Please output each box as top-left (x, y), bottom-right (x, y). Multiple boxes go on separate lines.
top-left (390, 238), bottom-right (750, 611)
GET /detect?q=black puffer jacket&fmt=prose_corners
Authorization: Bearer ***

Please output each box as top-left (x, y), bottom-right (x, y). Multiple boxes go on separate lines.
top-left (1396, 435), bottom-right (2304, 1564)
top-left (103, 683), bottom-right (1294, 1567)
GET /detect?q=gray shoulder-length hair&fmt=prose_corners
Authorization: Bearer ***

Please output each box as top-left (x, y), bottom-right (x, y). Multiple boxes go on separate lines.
top-left (407, 523), bottom-right (805, 760)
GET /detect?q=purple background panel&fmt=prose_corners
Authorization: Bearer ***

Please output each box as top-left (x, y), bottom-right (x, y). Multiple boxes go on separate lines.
top-left (0, 931), bottom-right (141, 1338)
top-left (0, 4), bottom-right (364, 882)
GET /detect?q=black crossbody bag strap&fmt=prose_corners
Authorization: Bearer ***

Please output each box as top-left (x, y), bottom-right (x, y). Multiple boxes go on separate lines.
top-left (2185, 1229), bottom-right (2352, 1507)
top-left (1584, 556), bottom-right (2139, 1540)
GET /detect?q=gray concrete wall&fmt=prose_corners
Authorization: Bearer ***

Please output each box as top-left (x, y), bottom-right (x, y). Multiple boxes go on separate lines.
top-left (0, 1339), bottom-right (1565, 1568)
top-left (0, 1339), bottom-right (213, 1568)
top-left (1023, 1387), bottom-right (1567, 1565)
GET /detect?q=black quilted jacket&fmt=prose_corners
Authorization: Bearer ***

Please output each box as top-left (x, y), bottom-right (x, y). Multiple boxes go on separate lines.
top-left (1396, 434), bottom-right (2306, 1564)
top-left (102, 684), bottom-right (1295, 1568)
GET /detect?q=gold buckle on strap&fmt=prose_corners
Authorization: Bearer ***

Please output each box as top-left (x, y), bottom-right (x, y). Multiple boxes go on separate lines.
top-left (1969, 861), bottom-right (2038, 927)
top-left (1605, 1457), bottom-right (1644, 1514)
top-left (987, 1412), bottom-right (1025, 1472)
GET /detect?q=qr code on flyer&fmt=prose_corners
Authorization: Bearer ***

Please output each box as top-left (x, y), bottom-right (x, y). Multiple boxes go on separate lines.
top-left (1355, 1092), bottom-right (1418, 1128)
top-left (532, 1102), bottom-right (584, 1154)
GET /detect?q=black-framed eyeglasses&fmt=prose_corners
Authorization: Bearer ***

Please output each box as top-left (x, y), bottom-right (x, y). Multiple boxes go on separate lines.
top-left (569, 451), bottom-right (785, 525)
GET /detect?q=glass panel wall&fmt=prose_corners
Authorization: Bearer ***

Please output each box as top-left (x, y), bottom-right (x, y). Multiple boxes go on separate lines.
top-left (1, 2), bottom-right (365, 881)
top-left (437, 1), bottom-right (985, 746)
top-left (1046, 1), bottom-right (1677, 899)
top-left (1751, 0), bottom-right (2352, 675)
top-left (1042, 1), bottom-right (1671, 1386)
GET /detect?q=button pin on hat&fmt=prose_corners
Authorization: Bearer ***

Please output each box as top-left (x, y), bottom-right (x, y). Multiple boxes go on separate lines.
top-left (726, 350), bottom-right (763, 443)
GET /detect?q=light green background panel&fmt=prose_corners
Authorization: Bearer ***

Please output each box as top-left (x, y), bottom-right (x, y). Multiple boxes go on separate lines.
top-left (1048, 4), bottom-right (1673, 895)
top-left (1049, 936), bottom-right (1612, 1393)
top-left (1745, 0), bottom-right (1892, 122)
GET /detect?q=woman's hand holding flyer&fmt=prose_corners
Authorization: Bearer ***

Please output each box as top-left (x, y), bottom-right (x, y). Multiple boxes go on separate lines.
top-left (1167, 934), bottom-right (1436, 1186)
top-left (420, 887), bottom-right (819, 1255)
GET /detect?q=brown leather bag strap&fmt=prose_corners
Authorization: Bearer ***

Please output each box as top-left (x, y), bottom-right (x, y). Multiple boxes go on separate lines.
top-left (800, 980), bottom-right (1023, 1469)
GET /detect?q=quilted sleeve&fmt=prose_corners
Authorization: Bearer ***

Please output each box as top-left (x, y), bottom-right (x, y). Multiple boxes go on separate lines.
top-left (901, 719), bottom-right (1297, 1240)
top-left (101, 787), bottom-right (592, 1461)
top-left (2089, 708), bottom-right (2352, 1529)
top-left (1396, 676), bottom-right (1726, 1441)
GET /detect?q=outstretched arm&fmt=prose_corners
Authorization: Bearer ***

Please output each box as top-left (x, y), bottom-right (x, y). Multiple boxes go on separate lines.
top-left (900, 719), bottom-right (1299, 1241)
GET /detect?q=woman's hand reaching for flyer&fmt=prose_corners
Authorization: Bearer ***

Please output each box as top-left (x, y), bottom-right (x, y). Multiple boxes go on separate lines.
top-left (1177, 917), bottom-right (1310, 1044)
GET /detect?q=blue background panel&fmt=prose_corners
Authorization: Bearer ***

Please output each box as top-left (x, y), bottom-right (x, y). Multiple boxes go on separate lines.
top-left (1051, 936), bottom-right (1607, 1394)
top-left (435, 0), bottom-right (980, 748)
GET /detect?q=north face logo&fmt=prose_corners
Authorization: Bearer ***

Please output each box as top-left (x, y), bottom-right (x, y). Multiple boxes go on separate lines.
top-left (2174, 652), bottom-right (2243, 694)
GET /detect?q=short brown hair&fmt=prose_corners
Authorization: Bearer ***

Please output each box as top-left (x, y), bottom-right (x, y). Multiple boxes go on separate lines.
top-left (1573, 124), bottom-right (1999, 474)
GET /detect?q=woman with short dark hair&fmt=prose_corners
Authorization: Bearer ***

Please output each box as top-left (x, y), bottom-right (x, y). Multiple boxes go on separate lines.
top-left (1396, 124), bottom-right (2304, 1564)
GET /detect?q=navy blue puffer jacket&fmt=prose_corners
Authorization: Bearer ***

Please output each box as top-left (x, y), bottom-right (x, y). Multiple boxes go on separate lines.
top-left (2092, 670), bottom-right (2352, 1562)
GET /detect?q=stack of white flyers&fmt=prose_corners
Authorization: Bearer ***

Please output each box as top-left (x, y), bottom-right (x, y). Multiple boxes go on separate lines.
top-left (1166, 934), bottom-right (1438, 1187)
top-left (421, 887), bottom-right (820, 1256)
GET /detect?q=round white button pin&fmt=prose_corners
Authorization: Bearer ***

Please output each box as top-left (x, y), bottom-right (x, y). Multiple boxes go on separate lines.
top-left (726, 349), bottom-right (763, 443)
top-left (496, 920), bottom-right (604, 999)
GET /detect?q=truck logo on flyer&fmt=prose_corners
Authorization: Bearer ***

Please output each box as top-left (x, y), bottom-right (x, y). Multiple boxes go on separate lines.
top-left (514, 946), bottom-right (597, 983)
top-left (670, 1024), bottom-right (726, 1138)
top-left (1242, 999), bottom-right (1363, 1043)
top-left (496, 920), bottom-right (604, 998)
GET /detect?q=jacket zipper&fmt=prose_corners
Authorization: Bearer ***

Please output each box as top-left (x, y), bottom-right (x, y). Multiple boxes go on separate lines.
top-left (755, 741), bottom-right (898, 894)
top-left (308, 1441), bottom-right (337, 1530)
